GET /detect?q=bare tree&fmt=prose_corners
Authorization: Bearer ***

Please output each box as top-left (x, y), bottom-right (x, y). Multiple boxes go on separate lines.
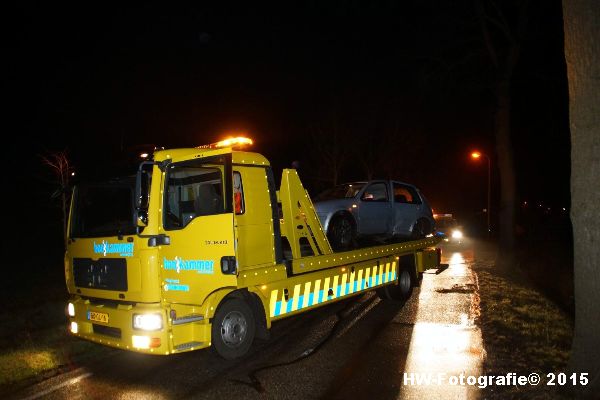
top-left (563, 0), bottom-right (600, 395)
top-left (353, 116), bottom-right (425, 182)
top-left (476, 0), bottom-right (530, 268)
top-left (308, 111), bottom-right (350, 187)
top-left (41, 150), bottom-right (73, 248)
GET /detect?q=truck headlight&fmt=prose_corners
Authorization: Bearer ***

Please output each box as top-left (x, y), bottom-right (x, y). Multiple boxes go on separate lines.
top-left (133, 314), bottom-right (163, 331)
top-left (68, 303), bottom-right (75, 317)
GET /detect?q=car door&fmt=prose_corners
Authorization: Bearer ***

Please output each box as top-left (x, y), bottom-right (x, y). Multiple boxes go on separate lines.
top-left (358, 181), bottom-right (392, 235)
top-left (392, 182), bottom-right (422, 236)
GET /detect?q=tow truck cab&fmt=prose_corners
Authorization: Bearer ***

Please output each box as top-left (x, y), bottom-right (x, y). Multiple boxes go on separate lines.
top-left (66, 146), bottom-right (280, 354)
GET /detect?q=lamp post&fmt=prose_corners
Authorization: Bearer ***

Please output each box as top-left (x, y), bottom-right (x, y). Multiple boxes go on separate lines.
top-left (471, 151), bottom-right (491, 237)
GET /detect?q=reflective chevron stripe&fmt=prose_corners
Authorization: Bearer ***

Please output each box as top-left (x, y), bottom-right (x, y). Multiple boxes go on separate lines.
top-left (269, 261), bottom-right (397, 318)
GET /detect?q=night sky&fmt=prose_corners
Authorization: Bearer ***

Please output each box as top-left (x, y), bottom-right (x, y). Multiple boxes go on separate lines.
top-left (8, 2), bottom-right (569, 240)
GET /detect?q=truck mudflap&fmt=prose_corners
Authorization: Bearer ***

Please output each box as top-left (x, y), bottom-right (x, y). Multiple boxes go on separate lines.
top-left (68, 297), bottom-right (212, 355)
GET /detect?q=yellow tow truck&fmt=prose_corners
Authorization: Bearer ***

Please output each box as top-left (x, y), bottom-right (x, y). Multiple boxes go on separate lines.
top-left (65, 138), bottom-right (441, 359)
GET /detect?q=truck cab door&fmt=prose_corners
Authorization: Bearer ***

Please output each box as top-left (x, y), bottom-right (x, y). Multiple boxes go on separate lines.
top-left (358, 181), bottom-right (391, 235)
top-left (158, 154), bottom-right (237, 305)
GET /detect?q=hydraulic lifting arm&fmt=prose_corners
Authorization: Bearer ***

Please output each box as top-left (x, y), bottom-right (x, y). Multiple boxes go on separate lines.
top-left (278, 169), bottom-right (333, 260)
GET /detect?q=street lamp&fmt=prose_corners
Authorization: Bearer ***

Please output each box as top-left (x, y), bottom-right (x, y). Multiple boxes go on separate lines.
top-left (471, 151), bottom-right (491, 237)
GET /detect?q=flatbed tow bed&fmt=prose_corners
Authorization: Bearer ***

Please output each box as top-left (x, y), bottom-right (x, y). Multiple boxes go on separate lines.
top-left (65, 138), bottom-right (441, 359)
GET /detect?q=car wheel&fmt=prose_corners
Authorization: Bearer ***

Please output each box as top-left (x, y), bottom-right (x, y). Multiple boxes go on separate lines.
top-left (411, 218), bottom-right (431, 239)
top-left (211, 298), bottom-right (256, 360)
top-left (328, 215), bottom-right (355, 251)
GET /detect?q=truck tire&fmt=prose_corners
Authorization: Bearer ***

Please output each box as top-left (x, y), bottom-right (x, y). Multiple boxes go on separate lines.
top-left (211, 298), bottom-right (256, 359)
top-left (328, 215), bottom-right (355, 251)
top-left (376, 267), bottom-right (413, 302)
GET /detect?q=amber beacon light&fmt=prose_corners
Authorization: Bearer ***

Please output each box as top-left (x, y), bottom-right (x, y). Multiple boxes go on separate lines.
top-left (198, 137), bottom-right (254, 149)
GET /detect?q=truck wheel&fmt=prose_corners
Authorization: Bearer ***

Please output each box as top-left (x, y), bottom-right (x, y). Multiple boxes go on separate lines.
top-left (376, 268), bottom-right (413, 301)
top-left (211, 298), bottom-right (255, 360)
top-left (328, 215), bottom-right (355, 251)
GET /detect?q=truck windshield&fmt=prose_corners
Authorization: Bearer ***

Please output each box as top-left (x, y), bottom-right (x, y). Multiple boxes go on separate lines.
top-left (315, 183), bottom-right (366, 201)
top-left (71, 178), bottom-right (137, 238)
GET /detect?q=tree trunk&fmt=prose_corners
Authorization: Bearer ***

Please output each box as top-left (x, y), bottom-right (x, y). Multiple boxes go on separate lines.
top-left (563, 0), bottom-right (600, 396)
top-left (62, 190), bottom-right (68, 248)
top-left (494, 79), bottom-right (517, 269)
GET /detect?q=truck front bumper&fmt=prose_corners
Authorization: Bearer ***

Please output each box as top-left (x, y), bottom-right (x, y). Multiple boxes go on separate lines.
top-left (67, 297), bottom-right (211, 355)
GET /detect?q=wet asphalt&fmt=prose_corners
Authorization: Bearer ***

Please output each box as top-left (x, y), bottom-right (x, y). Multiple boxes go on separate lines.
top-left (12, 239), bottom-right (488, 400)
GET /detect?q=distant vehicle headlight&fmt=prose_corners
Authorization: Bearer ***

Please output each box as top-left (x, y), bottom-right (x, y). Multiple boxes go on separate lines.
top-left (133, 314), bottom-right (163, 331)
top-left (452, 230), bottom-right (463, 239)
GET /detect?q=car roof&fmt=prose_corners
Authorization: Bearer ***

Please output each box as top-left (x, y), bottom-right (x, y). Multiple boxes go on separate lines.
top-left (338, 180), bottom-right (417, 187)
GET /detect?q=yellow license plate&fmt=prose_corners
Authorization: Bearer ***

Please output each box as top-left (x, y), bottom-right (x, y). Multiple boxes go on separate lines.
top-left (88, 311), bottom-right (109, 324)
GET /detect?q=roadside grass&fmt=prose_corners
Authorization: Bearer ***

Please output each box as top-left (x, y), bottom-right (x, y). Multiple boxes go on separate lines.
top-left (475, 258), bottom-right (573, 399)
top-left (0, 349), bottom-right (57, 385)
top-left (0, 317), bottom-right (109, 386)
top-left (0, 273), bottom-right (113, 396)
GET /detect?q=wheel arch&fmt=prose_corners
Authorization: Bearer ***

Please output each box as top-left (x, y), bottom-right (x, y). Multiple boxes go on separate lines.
top-left (204, 288), bottom-right (270, 340)
top-left (422, 216), bottom-right (434, 234)
top-left (411, 217), bottom-right (433, 237)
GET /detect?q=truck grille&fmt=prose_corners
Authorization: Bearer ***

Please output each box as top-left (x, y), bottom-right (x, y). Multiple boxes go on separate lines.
top-left (73, 258), bottom-right (128, 291)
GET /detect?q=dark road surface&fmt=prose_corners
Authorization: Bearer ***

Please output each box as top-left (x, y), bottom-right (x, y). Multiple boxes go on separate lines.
top-left (13, 240), bottom-right (489, 400)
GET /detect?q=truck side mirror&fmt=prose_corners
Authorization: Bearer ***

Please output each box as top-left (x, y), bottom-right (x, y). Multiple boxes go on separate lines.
top-left (135, 162), bottom-right (154, 227)
top-left (137, 211), bottom-right (148, 227)
top-left (135, 169), bottom-right (150, 210)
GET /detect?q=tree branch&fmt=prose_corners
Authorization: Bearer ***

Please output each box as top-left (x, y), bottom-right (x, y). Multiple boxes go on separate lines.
top-left (487, 0), bottom-right (514, 42)
top-left (475, 0), bottom-right (499, 69)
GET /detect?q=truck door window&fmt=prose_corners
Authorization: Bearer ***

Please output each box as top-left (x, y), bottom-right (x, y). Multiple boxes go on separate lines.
top-left (164, 165), bottom-right (224, 229)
